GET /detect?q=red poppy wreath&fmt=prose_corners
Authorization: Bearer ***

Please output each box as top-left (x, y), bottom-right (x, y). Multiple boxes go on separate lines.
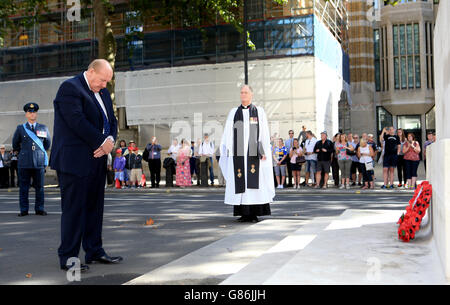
top-left (397, 181), bottom-right (432, 242)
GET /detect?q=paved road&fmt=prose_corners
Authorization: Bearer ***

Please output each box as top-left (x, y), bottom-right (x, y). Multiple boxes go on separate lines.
top-left (0, 189), bottom-right (411, 285)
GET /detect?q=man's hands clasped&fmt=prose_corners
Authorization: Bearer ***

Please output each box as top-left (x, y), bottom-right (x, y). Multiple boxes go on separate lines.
top-left (94, 138), bottom-right (114, 158)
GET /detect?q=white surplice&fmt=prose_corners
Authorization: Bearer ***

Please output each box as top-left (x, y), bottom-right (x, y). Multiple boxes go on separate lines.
top-left (219, 105), bottom-right (275, 205)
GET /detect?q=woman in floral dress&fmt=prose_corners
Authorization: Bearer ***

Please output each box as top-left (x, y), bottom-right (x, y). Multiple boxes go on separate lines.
top-left (176, 139), bottom-right (192, 187)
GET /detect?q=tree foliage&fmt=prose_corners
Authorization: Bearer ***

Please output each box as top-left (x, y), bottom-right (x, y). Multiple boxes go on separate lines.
top-left (1, 0), bottom-right (287, 49)
top-left (0, 0), bottom-right (48, 40)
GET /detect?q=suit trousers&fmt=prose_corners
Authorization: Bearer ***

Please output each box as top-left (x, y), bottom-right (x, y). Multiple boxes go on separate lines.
top-left (18, 168), bottom-right (44, 212)
top-left (148, 158), bottom-right (161, 187)
top-left (57, 157), bottom-right (107, 268)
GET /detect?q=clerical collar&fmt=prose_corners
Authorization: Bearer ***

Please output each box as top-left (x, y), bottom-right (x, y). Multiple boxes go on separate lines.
top-left (240, 103), bottom-right (251, 109)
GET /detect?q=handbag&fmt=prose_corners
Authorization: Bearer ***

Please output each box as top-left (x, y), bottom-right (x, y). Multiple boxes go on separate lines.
top-left (295, 155), bottom-right (306, 164)
top-left (365, 161), bottom-right (374, 171)
top-left (346, 142), bottom-right (356, 156)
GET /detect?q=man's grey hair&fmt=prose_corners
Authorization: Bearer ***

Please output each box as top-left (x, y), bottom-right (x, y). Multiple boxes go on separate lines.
top-left (88, 59), bottom-right (112, 72)
top-left (241, 84), bottom-right (253, 93)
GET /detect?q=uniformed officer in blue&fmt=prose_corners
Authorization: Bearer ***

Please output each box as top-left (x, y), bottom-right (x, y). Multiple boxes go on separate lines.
top-left (12, 102), bottom-right (51, 217)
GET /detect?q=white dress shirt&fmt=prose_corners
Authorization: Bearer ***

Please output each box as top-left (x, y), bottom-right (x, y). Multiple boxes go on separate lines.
top-left (199, 140), bottom-right (215, 156)
top-left (304, 137), bottom-right (318, 161)
top-left (83, 72), bottom-right (108, 120)
top-left (168, 144), bottom-right (180, 160)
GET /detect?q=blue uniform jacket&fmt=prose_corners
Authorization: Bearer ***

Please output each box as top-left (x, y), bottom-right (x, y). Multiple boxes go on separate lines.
top-left (12, 123), bottom-right (51, 169)
top-left (49, 73), bottom-right (117, 177)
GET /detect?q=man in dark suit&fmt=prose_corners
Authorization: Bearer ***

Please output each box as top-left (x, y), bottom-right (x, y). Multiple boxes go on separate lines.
top-left (50, 59), bottom-right (122, 272)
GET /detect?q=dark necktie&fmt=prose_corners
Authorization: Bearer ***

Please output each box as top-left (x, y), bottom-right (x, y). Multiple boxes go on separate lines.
top-left (101, 108), bottom-right (110, 136)
top-left (30, 124), bottom-right (36, 134)
top-left (96, 94), bottom-right (110, 136)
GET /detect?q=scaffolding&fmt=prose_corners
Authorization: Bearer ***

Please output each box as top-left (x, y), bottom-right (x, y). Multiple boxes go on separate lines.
top-left (0, 0), bottom-right (348, 81)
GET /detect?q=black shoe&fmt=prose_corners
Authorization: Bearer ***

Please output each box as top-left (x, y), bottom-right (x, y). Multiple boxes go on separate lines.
top-left (237, 216), bottom-right (253, 222)
top-left (86, 254), bottom-right (123, 264)
top-left (61, 263), bottom-right (90, 273)
top-left (236, 216), bottom-right (247, 222)
top-left (251, 216), bottom-right (259, 223)
top-left (35, 210), bottom-right (47, 216)
top-left (18, 211), bottom-right (29, 217)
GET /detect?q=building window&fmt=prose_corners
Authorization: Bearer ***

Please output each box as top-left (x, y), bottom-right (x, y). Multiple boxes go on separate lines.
top-left (377, 106), bottom-right (393, 137)
top-left (374, 26), bottom-right (388, 92)
top-left (248, 0), bottom-right (264, 20)
top-left (374, 29), bottom-right (381, 91)
top-left (398, 115), bottom-right (423, 149)
top-left (425, 22), bottom-right (434, 89)
top-left (393, 22), bottom-right (421, 90)
top-left (425, 106), bottom-right (435, 133)
top-left (385, 0), bottom-right (429, 3)
top-left (398, 115), bottom-right (421, 130)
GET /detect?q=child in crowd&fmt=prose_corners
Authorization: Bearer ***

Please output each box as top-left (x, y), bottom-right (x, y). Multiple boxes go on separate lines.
top-left (113, 149), bottom-right (126, 188)
top-left (126, 146), bottom-right (144, 188)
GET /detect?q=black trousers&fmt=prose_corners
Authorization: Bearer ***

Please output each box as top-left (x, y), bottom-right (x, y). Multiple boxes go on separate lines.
top-left (0, 167), bottom-right (9, 188)
top-left (397, 155), bottom-right (407, 185)
top-left (331, 158), bottom-right (340, 186)
top-left (148, 159), bottom-right (161, 187)
top-left (57, 157), bottom-right (107, 268)
top-left (10, 161), bottom-right (18, 187)
top-left (286, 162), bottom-right (293, 186)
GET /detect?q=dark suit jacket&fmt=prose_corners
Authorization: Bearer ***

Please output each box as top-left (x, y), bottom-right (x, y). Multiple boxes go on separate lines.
top-left (50, 73), bottom-right (117, 177)
top-left (12, 123), bottom-right (51, 169)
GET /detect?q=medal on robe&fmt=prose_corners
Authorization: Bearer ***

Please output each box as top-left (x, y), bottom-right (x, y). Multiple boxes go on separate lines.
top-left (250, 164), bottom-right (256, 174)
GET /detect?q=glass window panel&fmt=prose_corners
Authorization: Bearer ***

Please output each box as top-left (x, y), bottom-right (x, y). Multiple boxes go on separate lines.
top-left (398, 115), bottom-right (421, 130)
top-left (393, 25), bottom-right (398, 56)
top-left (399, 25), bottom-right (406, 55)
top-left (426, 106), bottom-right (435, 130)
top-left (386, 59), bottom-right (389, 91)
top-left (415, 56), bottom-right (421, 88)
top-left (431, 54), bottom-right (434, 89)
top-left (401, 56), bottom-right (407, 89)
top-left (394, 57), bottom-right (400, 89)
top-left (414, 23), bottom-right (420, 54)
top-left (429, 23), bottom-right (433, 54)
top-left (375, 59), bottom-right (381, 91)
top-left (377, 107), bottom-right (393, 132)
top-left (408, 56), bottom-right (414, 88)
top-left (407, 24), bottom-right (413, 55)
top-left (374, 29), bottom-right (380, 59)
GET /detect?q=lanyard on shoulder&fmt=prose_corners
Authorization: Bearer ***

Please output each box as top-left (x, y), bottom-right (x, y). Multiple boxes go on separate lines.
top-left (22, 124), bottom-right (48, 166)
